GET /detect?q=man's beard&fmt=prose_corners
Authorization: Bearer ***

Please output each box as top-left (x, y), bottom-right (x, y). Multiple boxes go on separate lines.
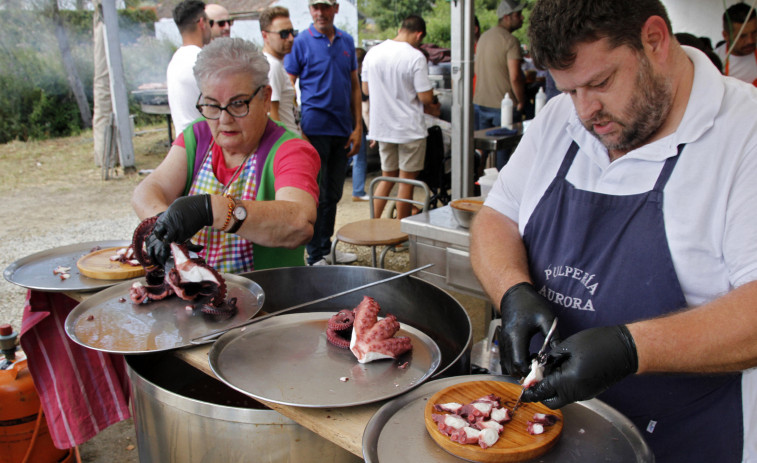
top-left (583, 55), bottom-right (673, 154)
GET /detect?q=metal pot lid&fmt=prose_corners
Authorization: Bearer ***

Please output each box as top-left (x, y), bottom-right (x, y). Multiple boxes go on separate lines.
top-left (4, 240), bottom-right (134, 292)
top-left (363, 375), bottom-right (654, 463)
top-left (65, 274), bottom-right (264, 354)
top-left (208, 312), bottom-right (441, 408)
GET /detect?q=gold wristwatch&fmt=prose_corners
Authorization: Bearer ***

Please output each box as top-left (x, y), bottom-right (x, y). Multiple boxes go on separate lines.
top-left (226, 198), bottom-right (247, 233)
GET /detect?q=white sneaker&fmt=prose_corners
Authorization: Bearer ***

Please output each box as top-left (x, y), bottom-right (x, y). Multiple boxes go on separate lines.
top-left (310, 258), bottom-right (328, 266)
top-left (325, 250), bottom-right (358, 264)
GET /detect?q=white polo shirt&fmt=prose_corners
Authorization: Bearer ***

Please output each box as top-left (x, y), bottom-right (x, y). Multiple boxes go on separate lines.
top-left (485, 47), bottom-right (757, 460)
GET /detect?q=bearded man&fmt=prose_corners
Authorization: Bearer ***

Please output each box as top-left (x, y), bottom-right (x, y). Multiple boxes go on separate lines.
top-left (470, 0), bottom-right (757, 461)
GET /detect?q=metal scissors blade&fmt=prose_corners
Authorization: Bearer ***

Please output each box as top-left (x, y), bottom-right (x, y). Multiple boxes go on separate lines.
top-left (537, 317), bottom-right (559, 360)
top-left (514, 318), bottom-right (558, 411)
top-left (513, 387), bottom-right (525, 411)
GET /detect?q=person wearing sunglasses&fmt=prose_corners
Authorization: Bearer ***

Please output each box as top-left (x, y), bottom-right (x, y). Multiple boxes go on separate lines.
top-left (285, 0), bottom-right (362, 266)
top-left (167, 0), bottom-right (212, 133)
top-left (260, 6), bottom-right (300, 135)
top-left (206, 3), bottom-right (233, 40)
top-left (134, 38), bottom-right (320, 273)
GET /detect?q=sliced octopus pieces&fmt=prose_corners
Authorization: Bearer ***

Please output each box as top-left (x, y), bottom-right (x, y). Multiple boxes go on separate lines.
top-left (433, 402), bottom-right (463, 414)
top-left (432, 413), bottom-right (467, 436)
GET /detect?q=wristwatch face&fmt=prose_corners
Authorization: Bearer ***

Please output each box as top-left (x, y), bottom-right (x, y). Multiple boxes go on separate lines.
top-left (233, 205), bottom-right (247, 221)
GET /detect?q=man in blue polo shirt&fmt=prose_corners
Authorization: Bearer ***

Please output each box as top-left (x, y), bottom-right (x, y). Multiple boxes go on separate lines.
top-left (285, 0), bottom-right (362, 266)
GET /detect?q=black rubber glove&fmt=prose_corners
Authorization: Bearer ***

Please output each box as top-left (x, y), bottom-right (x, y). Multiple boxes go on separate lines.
top-left (144, 212), bottom-right (169, 267)
top-left (147, 195), bottom-right (213, 266)
top-left (498, 282), bottom-right (559, 377)
top-left (521, 325), bottom-right (639, 409)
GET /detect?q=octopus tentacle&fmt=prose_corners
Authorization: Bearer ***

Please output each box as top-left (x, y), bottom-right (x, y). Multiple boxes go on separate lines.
top-left (131, 216), bottom-right (159, 270)
top-left (326, 327), bottom-right (352, 349)
top-left (328, 309), bottom-right (355, 331)
top-left (326, 309), bottom-right (356, 348)
top-left (128, 217), bottom-right (230, 311)
top-left (350, 296), bottom-right (413, 363)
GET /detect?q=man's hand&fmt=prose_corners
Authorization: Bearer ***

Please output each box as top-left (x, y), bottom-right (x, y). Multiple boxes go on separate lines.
top-left (521, 325), bottom-right (639, 409)
top-left (345, 128), bottom-right (362, 156)
top-left (499, 282), bottom-right (559, 377)
top-left (424, 99), bottom-right (442, 117)
top-left (147, 195), bottom-right (213, 266)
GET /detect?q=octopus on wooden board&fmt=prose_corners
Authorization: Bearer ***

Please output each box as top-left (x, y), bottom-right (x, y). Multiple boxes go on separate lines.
top-left (432, 393), bottom-right (513, 449)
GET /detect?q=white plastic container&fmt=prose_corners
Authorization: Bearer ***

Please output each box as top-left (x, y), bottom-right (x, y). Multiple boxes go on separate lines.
top-left (500, 93), bottom-right (513, 129)
top-left (477, 167), bottom-right (499, 199)
top-left (534, 86), bottom-right (546, 116)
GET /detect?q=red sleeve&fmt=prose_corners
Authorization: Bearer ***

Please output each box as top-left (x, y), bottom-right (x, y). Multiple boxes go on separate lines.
top-left (173, 132), bottom-right (186, 148)
top-left (273, 138), bottom-right (320, 205)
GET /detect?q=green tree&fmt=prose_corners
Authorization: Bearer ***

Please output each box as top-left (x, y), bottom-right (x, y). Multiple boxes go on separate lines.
top-left (360, 0), bottom-right (434, 31)
top-left (360, 0), bottom-right (534, 49)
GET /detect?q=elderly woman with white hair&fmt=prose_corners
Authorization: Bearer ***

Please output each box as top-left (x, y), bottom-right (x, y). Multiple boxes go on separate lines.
top-left (132, 38), bottom-right (319, 272)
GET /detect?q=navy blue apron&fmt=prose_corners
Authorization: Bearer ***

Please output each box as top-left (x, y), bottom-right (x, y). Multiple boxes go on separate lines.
top-left (522, 141), bottom-right (742, 462)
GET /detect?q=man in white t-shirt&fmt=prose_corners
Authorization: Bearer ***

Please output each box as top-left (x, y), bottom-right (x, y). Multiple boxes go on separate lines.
top-left (167, 0), bottom-right (211, 134)
top-left (715, 2), bottom-right (757, 85)
top-left (361, 15), bottom-right (439, 220)
top-left (260, 6), bottom-right (300, 135)
top-left (471, 0), bottom-right (757, 461)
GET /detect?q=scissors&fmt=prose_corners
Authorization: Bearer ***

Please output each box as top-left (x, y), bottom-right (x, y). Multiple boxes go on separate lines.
top-left (513, 317), bottom-right (558, 411)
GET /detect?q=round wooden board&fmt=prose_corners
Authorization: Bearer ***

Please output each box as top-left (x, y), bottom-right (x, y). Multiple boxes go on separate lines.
top-left (424, 380), bottom-right (563, 462)
top-left (76, 247), bottom-right (145, 280)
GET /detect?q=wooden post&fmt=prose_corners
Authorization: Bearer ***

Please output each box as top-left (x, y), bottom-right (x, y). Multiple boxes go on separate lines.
top-left (101, 0), bottom-right (135, 170)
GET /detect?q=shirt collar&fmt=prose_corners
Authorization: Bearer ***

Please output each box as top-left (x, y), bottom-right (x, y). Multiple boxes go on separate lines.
top-left (308, 24), bottom-right (342, 39)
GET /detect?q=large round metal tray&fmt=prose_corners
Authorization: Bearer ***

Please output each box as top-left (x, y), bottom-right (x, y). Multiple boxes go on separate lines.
top-left (363, 374), bottom-right (654, 462)
top-left (65, 274), bottom-right (264, 354)
top-left (208, 312), bottom-right (441, 407)
top-left (4, 240), bottom-right (133, 292)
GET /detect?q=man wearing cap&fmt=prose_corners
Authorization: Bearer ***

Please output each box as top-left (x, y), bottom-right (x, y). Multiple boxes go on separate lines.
top-left (473, 0), bottom-right (526, 159)
top-left (285, 0), bottom-right (362, 266)
top-left (206, 3), bottom-right (232, 40)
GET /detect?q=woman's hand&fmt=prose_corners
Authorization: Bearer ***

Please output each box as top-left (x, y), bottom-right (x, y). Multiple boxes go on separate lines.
top-left (147, 195), bottom-right (214, 265)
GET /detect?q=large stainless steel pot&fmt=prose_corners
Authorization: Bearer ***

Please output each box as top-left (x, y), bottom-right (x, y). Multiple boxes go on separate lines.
top-left (239, 265), bottom-right (473, 378)
top-left (127, 353), bottom-right (362, 463)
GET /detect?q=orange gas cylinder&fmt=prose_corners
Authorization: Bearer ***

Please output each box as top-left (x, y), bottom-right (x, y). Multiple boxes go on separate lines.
top-left (0, 324), bottom-right (72, 463)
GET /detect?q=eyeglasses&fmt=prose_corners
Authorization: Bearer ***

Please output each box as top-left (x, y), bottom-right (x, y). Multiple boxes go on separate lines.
top-left (265, 28), bottom-right (298, 39)
top-left (209, 19), bottom-right (234, 27)
top-left (195, 86), bottom-right (265, 119)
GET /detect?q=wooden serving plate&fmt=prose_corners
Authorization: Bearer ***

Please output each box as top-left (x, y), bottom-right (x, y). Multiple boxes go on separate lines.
top-left (424, 380), bottom-right (563, 462)
top-left (76, 246), bottom-right (145, 280)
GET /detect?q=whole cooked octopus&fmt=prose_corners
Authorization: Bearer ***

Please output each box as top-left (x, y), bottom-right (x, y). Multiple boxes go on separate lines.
top-left (326, 296), bottom-right (413, 363)
top-left (128, 216), bottom-right (236, 315)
